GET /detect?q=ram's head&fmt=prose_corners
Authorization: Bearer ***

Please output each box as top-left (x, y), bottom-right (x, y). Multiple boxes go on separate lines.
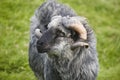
top-left (35, 16), bottom-right (88, 58)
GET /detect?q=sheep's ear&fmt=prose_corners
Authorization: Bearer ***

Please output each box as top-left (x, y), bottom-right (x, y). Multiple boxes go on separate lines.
top-left (35, 29), bottom-right (42, 39)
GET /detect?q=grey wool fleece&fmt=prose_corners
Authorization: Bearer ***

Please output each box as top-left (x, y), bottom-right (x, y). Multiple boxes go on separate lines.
top-left (29, 0), bottom-right (99, 80)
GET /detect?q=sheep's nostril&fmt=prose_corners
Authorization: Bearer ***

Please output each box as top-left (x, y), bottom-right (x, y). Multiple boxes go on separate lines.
top-left (37, 40), bottom-right (45, 46)
top-left (39, 42), bottom-right (44, 46)
top-left (36, 41), bottom-right (50, 53)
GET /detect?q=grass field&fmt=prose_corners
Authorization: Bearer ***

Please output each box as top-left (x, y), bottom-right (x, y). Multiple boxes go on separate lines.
top-left (0, 0), bottom-right (120, 80)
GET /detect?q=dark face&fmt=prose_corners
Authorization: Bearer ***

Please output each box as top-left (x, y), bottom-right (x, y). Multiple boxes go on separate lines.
top-left (37, 27), bottom-right (57, 53)
top-left (36, 25), bottom-right (74, 57)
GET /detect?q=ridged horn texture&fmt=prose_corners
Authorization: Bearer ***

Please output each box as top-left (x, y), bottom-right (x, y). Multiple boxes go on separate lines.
top-left (62, 16), bottom-right (87, 40)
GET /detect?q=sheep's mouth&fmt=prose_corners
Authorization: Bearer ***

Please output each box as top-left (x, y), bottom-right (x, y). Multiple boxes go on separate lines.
top-left (39, 49), bottom-right (50, 53)
top-left (37, 48), bottom-right (51, 53)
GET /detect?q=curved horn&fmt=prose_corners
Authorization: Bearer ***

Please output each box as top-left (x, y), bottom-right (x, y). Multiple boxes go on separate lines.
top-left (35, 29), bottom-right (42, 38)
top-left (62, 17), bottom-right (88, 49)
top-left (71, 42), bottom-right (89, 50)
top-left (69, 23), bottom-right (87, 40)
top-left (67, 17), bottom-right (87, 40)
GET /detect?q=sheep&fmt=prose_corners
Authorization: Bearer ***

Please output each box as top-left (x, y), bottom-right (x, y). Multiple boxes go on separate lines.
top-left (29, 0), bottom-right (99, 80)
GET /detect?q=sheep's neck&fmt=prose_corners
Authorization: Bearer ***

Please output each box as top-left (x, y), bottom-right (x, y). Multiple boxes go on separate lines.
top-left (53, 48), bottom-right (84, 80)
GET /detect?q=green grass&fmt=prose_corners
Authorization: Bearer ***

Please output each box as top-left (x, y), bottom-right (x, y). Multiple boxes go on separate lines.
top-left (0, 0), bottom-right (120, 80)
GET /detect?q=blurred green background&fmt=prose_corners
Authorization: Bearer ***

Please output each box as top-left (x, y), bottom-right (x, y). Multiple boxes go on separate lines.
top-left (0, 0), bottom-right (120, 80)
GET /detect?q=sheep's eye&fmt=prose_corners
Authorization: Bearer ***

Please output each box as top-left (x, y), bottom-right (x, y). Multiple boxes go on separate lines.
top-left (59, 32), bottom-right (65, 37)
top-left (56, 29), bottom-right (65, 38)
